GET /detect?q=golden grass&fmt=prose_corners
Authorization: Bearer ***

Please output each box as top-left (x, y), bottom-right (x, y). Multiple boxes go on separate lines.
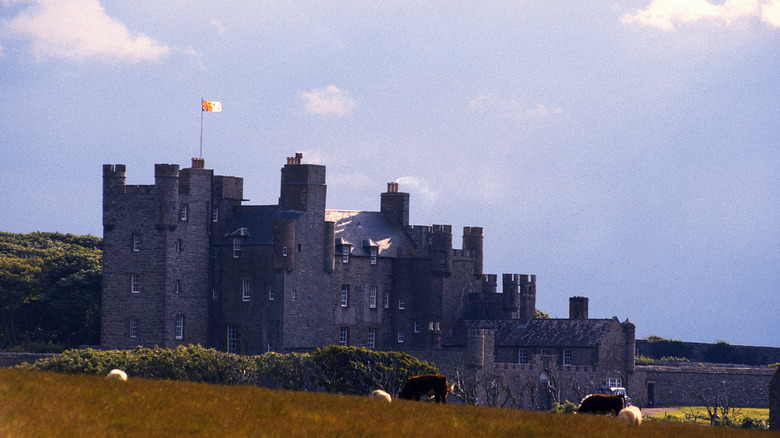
top-left (647, 406), bottom-right (770, 426)
top-left (0, 368), bottom-right (773, 437)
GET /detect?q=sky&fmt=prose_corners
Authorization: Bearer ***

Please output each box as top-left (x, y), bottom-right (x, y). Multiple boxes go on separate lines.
top-left (1, 0), bottom-right (778, 347)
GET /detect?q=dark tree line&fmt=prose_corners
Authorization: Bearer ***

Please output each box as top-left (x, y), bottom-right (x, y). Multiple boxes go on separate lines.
top-left (0, 232), bottom-right (102, 351)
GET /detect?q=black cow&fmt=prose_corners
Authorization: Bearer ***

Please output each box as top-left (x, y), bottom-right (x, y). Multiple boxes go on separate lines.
top-left (398, 374), bottom-right (453, 403)
top-left (577, 394), bottom-right (626, 416)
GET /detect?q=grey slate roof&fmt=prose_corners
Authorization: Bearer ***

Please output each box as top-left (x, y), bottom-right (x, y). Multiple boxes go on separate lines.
top-left (324, 210), bottom-right (413, 257)
top-left (445, 317), bottom-right (619, 348)
top-left (216, 206), bottom-right (303, 246)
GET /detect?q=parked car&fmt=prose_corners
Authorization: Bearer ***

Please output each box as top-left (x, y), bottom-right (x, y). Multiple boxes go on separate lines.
top-left (596, 385), bottom-right (632, 406)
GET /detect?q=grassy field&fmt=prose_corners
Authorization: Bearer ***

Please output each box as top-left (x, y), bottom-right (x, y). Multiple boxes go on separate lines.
top-left (0, 368), bottom-right (775, 437)
top-left (646, 406), bottom-right (770, 426)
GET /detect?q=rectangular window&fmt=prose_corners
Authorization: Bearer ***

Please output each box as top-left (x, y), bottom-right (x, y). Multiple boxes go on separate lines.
top-left (541, 348), bottom-right (550, 356)
top-left (398, 297), bottom-right (405, 310)
top-left (370, 247), bottom-right (377, 265)
top-left (291, 289), bottom-right (297, 301)
top-left (340, 285), bottom-right (349, 307)
top-left (132, 233), bottom-right (140, 252)
top-left (175, 239), bottom-right (182, 253)
top-left (339, 327), bottom-right (349, 346)
top-left (397, 331), bottom-right (405, 343)
top-left (383, 293), bottom-right (389, 309)
top-left (282, 247), bottom-right (288, 257)
top-left (297, 243), bottom-right (302, 253)
top-left (242, 279), bottom-right (251, 302)
top-left (227, 324), bottom-right (238, 354)
top-left (212, 207), bottom-right (219, 222)
top-left (607, 377), bottom-right (622, 387)
top-left (268, 289), bottom-right (274, 301)
top-left (212, 288), bottom-right (218, 300)
top-left (175, 315), bottom-right (184, 340)
top-left (519, 349), bottom-right (528, 364)
top-left (563, 349), bottom-right (572, 366)
top-left (180, 205), bottom-right (188, 221)
top-left (414, 320), bottom-right (419, 333)
top-left (369, 286), bottom-right (377, 309)
top-left (233, 237), bottom-right (242, 258)
top-left (129, 317), bottom-right (138, 338)
top-left (175, 280), bottom-right (181, 294)
top-left (367, 328), bottom-right (376, 349)
top-left (131, 274), bottom-right (140, 293)
top-left (341, 246), bottom-right (349, 263)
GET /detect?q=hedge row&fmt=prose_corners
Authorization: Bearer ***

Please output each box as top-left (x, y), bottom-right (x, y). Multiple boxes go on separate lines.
top-left (17, 344), bottom-right (439, 395)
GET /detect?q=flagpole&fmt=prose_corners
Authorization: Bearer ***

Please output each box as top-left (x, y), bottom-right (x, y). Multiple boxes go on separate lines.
top-left (200, 98), bottom-right (204, 159)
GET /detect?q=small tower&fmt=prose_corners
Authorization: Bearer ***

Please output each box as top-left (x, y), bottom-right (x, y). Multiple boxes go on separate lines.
top-left (569, 296), bottom-right (589, 319)
top-left (380, 182), bottom-right (410, 228)
top-left (462, 227), bottom-right (484, 277)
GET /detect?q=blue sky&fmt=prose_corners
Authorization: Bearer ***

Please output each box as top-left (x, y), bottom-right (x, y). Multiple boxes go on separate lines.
top-left (1, 1), bottom-right (778, 347)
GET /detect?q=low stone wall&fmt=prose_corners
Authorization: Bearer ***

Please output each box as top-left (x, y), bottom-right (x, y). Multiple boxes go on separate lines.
top-left (0, 352), bottom-right (57, 368)
top-left (770, 366), bottom-right (779, 430)
top-left (634, 364), bottom-right (775, 408)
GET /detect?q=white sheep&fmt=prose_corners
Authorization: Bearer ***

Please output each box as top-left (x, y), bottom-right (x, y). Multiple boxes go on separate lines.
top-left (617, 405), bottom-right (642, 426)
top-left (106, 369), bottom-right (128, 381)
top-left (369, 389), bottom-right (392, 402)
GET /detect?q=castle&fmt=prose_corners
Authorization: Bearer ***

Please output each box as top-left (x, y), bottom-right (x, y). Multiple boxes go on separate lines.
top-left (101, 154), bottom-right (775, 409)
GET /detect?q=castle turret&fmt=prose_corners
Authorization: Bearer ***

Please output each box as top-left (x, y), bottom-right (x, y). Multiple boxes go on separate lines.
top-left (431, 225), bottom-right (452, 275)
top-left (502, 274), bottom-right (520, 314)
top-left (380, 182), bottom-right (409, 228)
top-left (273, 220), bottom-right (296, 270)
top-left (569, 296), bottom-right (588, 319)
top-left (279, 153), bottom-right (326, 216)
top-left (622, 319), bottom-right (636, 373)
top-left (154, 164), bottom-right (180, 228)
top-left (462, 227), bottom-right (484, 277)
top-left (518, 274), bottom-right (536, 322)
top-left (482, 274), bottom-right (498, 294)
top-left (102, 164), bottom-right (126, 229)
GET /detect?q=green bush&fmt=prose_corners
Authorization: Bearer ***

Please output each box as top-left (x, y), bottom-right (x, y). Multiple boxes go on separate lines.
top-left (550, 401), bottom-right (577, 414)
top-left (17, 345), bottom-right (438, 396)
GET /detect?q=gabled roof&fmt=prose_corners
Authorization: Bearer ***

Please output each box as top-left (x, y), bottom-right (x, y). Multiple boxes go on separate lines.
top-left (325, 210), bottom-right (413, 257)
top-left (445, 317), bottom-right (620, 348)
top-left (216, 206), bottom-right (303, 246)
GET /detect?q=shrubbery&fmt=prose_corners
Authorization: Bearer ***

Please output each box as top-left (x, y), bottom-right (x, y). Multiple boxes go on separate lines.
top-left (17, 344), bottom-right (439, 395)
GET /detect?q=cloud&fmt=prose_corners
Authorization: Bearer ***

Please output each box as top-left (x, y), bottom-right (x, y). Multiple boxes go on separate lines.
top-left (299, 85), bottom-right (359, 116)
top-left (469, 94), bottom-right (564, 122)
top-left (622, 0), bottom-right (780, 30)
top-left (210, 19), bottom-right (226, 36)
top-left (2, 0), bottom-right (171, 62)
top-left (395, 176), bottom-right (438, 203)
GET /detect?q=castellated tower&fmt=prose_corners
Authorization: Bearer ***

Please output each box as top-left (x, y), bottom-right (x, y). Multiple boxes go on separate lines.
top-left (101, 159), bottom-right (213, 349)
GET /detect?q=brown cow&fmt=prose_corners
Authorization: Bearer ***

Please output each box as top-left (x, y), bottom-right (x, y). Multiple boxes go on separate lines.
top-left (398, 374), bottom-right (453, 403)
top-left (577, 394), bottom-right (626, 416)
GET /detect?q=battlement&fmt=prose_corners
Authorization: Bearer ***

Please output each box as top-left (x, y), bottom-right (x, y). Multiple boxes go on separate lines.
top-left (155, 164), bottom-right (180, 178)
top-left (463, 226), bottom-right (483, 237)
top-left (431, 224), bottom-right (452, 234)
top-left (103, 164), bottom-right (126, 178)
top-left (503, 273), bottom-right (520, 284)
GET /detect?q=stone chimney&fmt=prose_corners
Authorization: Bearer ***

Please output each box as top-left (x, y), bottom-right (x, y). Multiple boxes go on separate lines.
top-left (569, 296), bottom-right (588, 319)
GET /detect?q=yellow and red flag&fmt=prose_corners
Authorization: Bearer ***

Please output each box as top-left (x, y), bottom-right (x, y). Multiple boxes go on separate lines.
top-left (202, 100), bottom-right (222, 112)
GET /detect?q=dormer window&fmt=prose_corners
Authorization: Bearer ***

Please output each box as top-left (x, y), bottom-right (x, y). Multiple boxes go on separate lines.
top-left (341, 246), bottom-right (350, 263)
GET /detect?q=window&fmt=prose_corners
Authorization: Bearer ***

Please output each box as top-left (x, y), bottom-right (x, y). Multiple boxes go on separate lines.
top-left (227, 324), bottom-right (238, 354)
top-left (212, 289), bottom-right (218, 300)
top-left (212, 207), bottom-right (219, 222)
top-left (175, 315), bottom-right (184, 340)
top-left (383, 293), bottom-right (389, 309)
top-left (340, 285), bottom-right (349, 307)
top-left (297, 243), bottom-right (302, 253)
top-left (175, 280), bottom-right (181, 294)
top-left (367, 328), bottom-right (376, 349)
top-left (541, 348), bottom-right (550, 356)
top-left (132, 233), bottom-right (140, 252)
top-left (129, 317), bottom-right (138, 338)
top-left (369, 286), bottom-right (377, 309)
top-left (175, 239), bottom-right (182, 253)
top-left (268, 289), bottom-right (274, 301)
top-left (242, 279), bottom-right (251, 301)
top-left (370, 247), bottom-right (377, 265)
top-left (397, 331), bottom-right (405, 343)
top-left (131, 274), bottom-right (140, 293)
top-left (607, 377), bottom-right (622, 387)
top-left (519, 349), bottom-right (528, 364)
top-left (563, 349), bottom-right (572, 366)
top-left (414, 320), bottom-right (419, 333)
top-left (341, 246), bottom-right (349, 263)
top-left (398, 297), bottom-right (405, 310)
top-left (179, 204), bottom-right (188, 221)
top-left (291, 289), bottom-right (297, 301)
top-left (282, 246), bottom-right (288, 257)
top-left (233, 237), bottom-right (242, 258)
top-left (339, 327), bottom-right (349, 346)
